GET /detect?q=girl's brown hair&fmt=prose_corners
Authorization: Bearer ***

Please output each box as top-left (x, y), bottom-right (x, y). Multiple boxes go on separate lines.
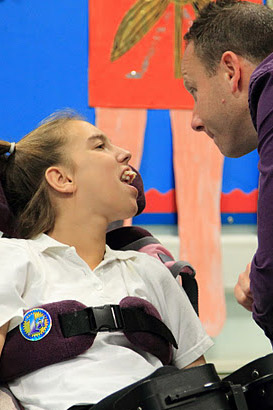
top-left (0, 110), bottom-right (83, 239)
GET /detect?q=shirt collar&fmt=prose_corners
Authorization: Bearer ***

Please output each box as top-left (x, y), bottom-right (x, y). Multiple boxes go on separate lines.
top-left (30, 233), bottom-right (71, 252)
top-left (103, 244), bottom-right (138, 262)
top-left (31, 233), bottom-right (138, 262)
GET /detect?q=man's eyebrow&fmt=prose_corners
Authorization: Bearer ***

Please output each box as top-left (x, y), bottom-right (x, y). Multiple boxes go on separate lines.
top-left (183, 80), bottom-right (190, 91)
top-left (181, 67), bottom-right (187, 77)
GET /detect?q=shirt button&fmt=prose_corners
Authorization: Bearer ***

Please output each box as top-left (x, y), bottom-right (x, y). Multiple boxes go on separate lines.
top-left (94, 283), bottom-right (103, 291)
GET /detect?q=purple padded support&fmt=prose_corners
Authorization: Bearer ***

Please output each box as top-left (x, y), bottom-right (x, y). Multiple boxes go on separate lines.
top-left (0, 298), bottom-right (174, 383)
top-left (0, 301), bottom-right (95, 383)
top-left (120, 297), bottom-right (172, 366)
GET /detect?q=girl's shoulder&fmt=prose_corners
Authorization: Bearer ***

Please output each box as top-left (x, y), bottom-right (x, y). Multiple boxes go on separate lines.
top-left (0, 236), bottom-right (31, 252)
top-left (0, 236), bottom-right (28, 246)
top-left (125, 248), bottom-right (175, 285)
top-left (0, 237), bottom-right (36, 267)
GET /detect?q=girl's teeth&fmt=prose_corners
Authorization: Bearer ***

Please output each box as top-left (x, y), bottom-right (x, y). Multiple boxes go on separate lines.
top-left (121, 170), bottom-right (137, 184)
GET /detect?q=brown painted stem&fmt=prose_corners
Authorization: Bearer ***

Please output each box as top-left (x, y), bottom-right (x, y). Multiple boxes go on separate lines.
top-left (174, 3), bottom-right (182, 78)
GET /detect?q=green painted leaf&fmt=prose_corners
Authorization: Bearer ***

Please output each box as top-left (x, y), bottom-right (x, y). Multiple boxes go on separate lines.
top-left (111, 0), bottom-right (170, 61)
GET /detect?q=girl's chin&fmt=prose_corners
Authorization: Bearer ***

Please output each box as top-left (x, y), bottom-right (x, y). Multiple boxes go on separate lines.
top-left (110, 208), bottom-right (138, 224)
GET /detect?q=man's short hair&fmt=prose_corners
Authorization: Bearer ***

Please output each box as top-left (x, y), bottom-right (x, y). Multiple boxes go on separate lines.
top-left (184, 0), bottom-right (273, 75)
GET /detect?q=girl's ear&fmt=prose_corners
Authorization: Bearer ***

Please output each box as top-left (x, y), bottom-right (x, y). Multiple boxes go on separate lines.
top-left (220, 51), bottom-right (242, 95)
top-left (45, 166), bottom-right (76, 194)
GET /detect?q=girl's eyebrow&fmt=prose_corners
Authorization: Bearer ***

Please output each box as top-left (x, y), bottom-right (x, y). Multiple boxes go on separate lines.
top-left (87, 134), bottom-right (110, 144)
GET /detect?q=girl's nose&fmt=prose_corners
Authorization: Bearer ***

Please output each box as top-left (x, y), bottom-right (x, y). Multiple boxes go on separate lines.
top-left (116, 146), bottom-right (132, 163)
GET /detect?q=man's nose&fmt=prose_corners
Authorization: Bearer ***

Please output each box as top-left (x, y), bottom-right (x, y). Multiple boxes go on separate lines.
top-left (191, 110), bottom-right (205, 132)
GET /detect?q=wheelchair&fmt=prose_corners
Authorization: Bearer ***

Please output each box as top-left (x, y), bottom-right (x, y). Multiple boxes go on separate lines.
top-left (0, 169), bottom-right (273, 410)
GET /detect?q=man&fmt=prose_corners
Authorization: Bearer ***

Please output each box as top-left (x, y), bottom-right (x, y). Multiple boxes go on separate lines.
top-left (181, 0), bottom-right (273, 342)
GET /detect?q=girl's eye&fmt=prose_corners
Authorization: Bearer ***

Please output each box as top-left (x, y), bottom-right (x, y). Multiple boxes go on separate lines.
top-left (95, 143), bottom-right (105, 150)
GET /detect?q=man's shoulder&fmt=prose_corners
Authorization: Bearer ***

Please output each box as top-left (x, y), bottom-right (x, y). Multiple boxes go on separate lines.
top-left (250, 52), bottom-right (273, 90)
top-left (249, 52), bottom-right (273, 130)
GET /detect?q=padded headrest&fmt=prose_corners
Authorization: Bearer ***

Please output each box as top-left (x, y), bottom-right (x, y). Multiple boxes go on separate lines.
top-left (0, 180), bottom-right (15, 236)
top-left (130, 166), bottom-right (146, 216)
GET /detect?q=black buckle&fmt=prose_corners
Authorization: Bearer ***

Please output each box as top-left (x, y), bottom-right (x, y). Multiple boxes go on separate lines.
top-left (87, 305), bottom-right (125, 333)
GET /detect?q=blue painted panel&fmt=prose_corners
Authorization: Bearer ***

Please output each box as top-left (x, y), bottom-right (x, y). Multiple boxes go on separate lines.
top-left (0, 0), bottom-right (95, 141)
top-left (221, 213), bottom-right (257, 225)
top-left (133, 213), bottom-right (178, 225)
top-left (139, 109), bottom-right (175, 193)
top-left (222, 150), bottom-right (259, 193)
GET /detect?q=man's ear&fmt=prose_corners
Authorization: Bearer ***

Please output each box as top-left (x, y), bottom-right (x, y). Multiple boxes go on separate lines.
top-left (45, 166), bottom-right (76, 194)
top-left (220, 51), bottom-right (242, 95)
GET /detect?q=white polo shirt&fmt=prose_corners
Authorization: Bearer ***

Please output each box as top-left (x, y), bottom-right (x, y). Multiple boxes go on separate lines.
top-left (0, 234), bottom-right (213, 410)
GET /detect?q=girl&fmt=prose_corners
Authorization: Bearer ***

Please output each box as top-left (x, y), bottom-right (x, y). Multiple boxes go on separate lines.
top-left (0, 111), bottom-right (213, 410)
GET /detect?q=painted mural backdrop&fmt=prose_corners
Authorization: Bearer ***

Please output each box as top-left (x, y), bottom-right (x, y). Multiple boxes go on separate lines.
top-left (0, 0), bottom-right (264, 337)
top-left (88, 0), bottom-right (261, 336)
top-left (89, 0), bottom-right (260, 226)
top-left (89, 0), bottom-right (199, 108)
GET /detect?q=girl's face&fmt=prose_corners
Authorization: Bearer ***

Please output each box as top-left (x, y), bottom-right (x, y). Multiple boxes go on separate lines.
top-left (66, 120), bottom-right (138, 224)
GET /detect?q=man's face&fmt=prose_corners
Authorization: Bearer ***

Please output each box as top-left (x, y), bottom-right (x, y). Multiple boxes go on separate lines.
top-left (181, 42), bottom-right (257, 158)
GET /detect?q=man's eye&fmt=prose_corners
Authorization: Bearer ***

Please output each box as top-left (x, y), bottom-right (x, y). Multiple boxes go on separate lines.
top-left (189, 88), bottom-right (197, 101)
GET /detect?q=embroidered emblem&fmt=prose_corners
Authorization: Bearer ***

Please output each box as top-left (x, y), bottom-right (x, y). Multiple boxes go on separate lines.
top-left (19, 308), bottom-right (52, 341)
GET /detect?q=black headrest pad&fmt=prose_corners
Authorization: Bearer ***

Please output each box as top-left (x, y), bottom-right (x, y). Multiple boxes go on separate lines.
top-left (0, 180), bottom-right (15, 236)
top-left (130, 166), bottom-right (146, 216)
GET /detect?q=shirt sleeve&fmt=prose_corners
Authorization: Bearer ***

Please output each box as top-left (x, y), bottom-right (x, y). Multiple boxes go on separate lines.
top-left (138, 254), bottom-right (214, 368)
top-left (249, 56), bottom-right (273, 341)
top-left (0, 239), bottom-right (31, 329)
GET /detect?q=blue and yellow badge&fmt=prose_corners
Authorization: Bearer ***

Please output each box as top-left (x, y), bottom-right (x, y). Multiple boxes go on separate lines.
top-left (19, 308), bottom-right (52, 341)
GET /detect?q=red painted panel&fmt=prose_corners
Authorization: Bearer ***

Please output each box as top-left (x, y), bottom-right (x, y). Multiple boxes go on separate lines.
top-left (143, 188), bottom-right (258, 213)
top-left (88, 1), bottom-right (195, 109)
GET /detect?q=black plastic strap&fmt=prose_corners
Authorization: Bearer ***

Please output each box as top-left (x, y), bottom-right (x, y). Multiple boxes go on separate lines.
top-left (228, 383), bottom-right (249, 410)
top-left (59, 305), bottom-right (177, 348)
top-left (59, 305), bottom-right (124, 337)
top-left (179, 271), bottom-right (199, 316)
